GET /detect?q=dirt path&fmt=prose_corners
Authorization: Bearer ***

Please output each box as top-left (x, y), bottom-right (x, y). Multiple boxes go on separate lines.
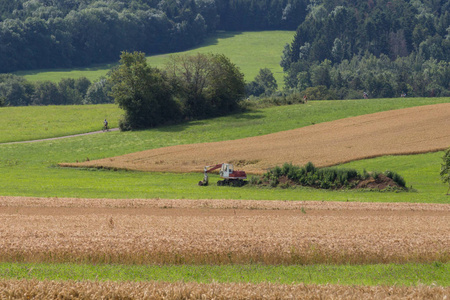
top-left (2, 128), bottom-right (119, 145)
top-left (61, 103), bottom-right (450, 174)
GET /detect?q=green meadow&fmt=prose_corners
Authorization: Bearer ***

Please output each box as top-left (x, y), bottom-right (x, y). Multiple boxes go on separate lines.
top-left (0, 104), bottom-right (121, 143)
top-left (3, 32), bottom-right (449, 293)
top-left (1, 97), bottom-right (449, 202)
top-left (17, 31), bottom-right (295, 86)
top-left (1, 262), bottom-right (448, 286)
top-left (1, 98), bottom-right (449, 288)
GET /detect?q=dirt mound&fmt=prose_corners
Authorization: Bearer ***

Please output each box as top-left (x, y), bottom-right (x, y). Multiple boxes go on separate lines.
top-left (355, 174), bottom-right (400, 190)
top-left (61, 103), bottom-right (450, 174)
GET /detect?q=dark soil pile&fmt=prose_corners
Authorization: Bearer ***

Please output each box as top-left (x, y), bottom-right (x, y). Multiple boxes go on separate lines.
top-left (355, 174), bottom-right (403, 190)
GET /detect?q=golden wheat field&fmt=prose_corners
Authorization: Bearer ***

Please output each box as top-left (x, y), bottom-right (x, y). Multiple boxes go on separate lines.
top-left (61, 103), bottom-right (450, 174)
top-left (1, 279), bottom-right (449, 300)
top-left (1, 196), bottom-right (449, 265)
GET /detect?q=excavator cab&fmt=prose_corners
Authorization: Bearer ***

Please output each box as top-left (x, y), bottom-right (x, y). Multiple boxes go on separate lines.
top-left (220, 163), bottom-right (232, 178)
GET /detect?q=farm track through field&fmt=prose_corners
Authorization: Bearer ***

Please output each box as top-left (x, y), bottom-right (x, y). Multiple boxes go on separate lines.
top-left (61, 103), bottom-right (450, 174)
top-left (1, 197), bottom-right (449, 265)
top-left (1, 128), bottom-right (119, 145)
top-left (1, 279), bottom-right (449, 299)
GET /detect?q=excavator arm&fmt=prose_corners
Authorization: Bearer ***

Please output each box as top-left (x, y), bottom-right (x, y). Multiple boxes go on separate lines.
top-left (198, 164), bottom-right (223, 186)
top-left (204, 164), bottom-right (223, 174)
top-left (198, 163), bottom-right (247, 187)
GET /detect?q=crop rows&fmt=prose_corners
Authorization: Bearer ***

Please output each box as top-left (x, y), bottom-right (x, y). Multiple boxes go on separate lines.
top-left (1, 279), bottom-right (449, 299)
top-left (1, 197), bottom-right (448, 265)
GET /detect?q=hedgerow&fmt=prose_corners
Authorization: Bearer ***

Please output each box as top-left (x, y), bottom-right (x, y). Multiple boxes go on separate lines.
top-left (256, 162), bottom-right (407, 190)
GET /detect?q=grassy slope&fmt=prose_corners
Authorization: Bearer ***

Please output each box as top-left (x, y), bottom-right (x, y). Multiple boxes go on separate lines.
top-left (0, 104), bottom-right (121, 143)
top-left (17, 31), bottom-right (295, 86)
top-left (1, 262), bottom-right (448, 286)
top-left (6, 31), bottom-right (450, 290)
top-left (1, 99), bottom-right (449, 288)
top-left (1, 98), bottom-right (449, 202)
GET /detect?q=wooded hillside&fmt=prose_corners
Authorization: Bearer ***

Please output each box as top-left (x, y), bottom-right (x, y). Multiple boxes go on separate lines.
top-left (0, 0), bottom-right (307, 73)
top-left (0, 0), bottom-right (448, 102)
top-left (282, 0), bottom-right (449, 98)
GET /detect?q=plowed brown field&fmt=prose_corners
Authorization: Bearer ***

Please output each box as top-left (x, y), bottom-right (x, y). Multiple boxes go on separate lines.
top-left (1, 279), bottom-right (449, 300)
top-left (1, 197), bottom-right (448, 265)
top-left (60, 103), bottom-right (450, 174)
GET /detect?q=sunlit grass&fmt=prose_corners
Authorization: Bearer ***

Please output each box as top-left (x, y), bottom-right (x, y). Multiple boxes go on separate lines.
top-left (1, 98), bottom-right (449, 202)
top-left (0, 104), bottom-right (121, 143)
top-left (1, 262), bottom-right (448, 286)
top-left (17, 31), bottom-right (295, 86)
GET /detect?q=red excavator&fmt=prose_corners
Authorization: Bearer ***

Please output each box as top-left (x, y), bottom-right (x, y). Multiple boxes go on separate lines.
top-left (198, 163), bottom-right (247, 187)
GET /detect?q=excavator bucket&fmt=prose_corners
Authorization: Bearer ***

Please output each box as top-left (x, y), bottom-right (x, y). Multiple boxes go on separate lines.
top-left (198, 180), bottom-right (208, 186)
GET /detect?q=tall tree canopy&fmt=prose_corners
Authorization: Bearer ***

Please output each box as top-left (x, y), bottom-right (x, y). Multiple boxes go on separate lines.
top-left (165, 53), bottom-right (245, 119)
top-left (109, 51), bottom-right (180, 130)
top-left (109, 51), bottom-right (245, 130)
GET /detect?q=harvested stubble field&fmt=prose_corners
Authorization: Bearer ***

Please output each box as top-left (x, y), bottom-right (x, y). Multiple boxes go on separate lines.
top-left (61, 103), bottom-right (450, 174)
top-left (1, 197), bottom-right (449, 265)
top-left (1, 279), bottom-right (449, 300)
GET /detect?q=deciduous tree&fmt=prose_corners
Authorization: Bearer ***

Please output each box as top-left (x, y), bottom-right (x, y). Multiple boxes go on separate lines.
top-left (165, 53), bottom-right (245, 119)
top-left (109, 51), bottom-right (180, 130)
top-left (441, 148), bottom-right (450, 195)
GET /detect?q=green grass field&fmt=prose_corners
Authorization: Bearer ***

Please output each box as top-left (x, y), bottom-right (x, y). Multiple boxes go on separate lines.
top-left (1, 262), bottom-right (448, 286)
top-left (1, 98), bottom-right (449, 289)
top-left (17, 31), bottom-right (295, 87)
top-left (0, 104), bottom-right (121, 143)
top-left (1, 98), bottom-right (449, 202)
top-left (4, 29), bottom-right (450, 292)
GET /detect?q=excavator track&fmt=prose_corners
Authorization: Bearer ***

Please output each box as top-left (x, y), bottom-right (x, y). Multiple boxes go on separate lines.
top-left (217, 179), bottom-right (246, 187)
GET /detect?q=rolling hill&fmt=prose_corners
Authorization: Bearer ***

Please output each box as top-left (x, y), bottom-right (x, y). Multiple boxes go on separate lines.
top-left (61, 103), bottom-right (450, 174)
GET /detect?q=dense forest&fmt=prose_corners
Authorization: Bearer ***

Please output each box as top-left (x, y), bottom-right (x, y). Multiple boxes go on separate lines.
top-left (0, 0), bottom-right (449, 107)
top-left (281, 0), bottom-right (450, 98)
top-left (0, 0), bottom-right (307, 73)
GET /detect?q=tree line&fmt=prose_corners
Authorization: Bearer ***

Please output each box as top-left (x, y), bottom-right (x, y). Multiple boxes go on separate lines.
top-left (0, 0), bottom-right (307, 73)
top-left (281, 0), bottom-right (450, 98)
top-left (1, 0), bottom-right (449, 109)
top-left (0, 74), bottom-right (113, 106)
top-left (282, 53), bottom-right (450, 99)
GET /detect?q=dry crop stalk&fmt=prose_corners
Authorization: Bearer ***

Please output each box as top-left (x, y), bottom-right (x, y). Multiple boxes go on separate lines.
top-left (0, 279), bottom-right (449, 299)
top-left (0, 197), bottom-right (449, 265)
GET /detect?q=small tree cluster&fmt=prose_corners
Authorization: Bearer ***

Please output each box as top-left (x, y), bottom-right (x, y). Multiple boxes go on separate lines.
top-left (109, 51), bottom-right (246, 130)
top-left (166, 53), bottom-right (245, 120)
top-left (246, 68), bottom-right (278, 97)
top-left (109, 51), bottom-right (180, 130)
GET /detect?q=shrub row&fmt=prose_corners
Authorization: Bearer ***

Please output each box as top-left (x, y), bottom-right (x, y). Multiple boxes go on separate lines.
top-left (253, 162), bottom-right (406, 190)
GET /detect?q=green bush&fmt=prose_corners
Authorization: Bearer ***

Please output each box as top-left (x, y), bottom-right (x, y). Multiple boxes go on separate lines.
top-left (385, 170), bottom-right (406, 187)
top-left (261, 163), bottom-right (406, 190)
top-left (241, 92), bottom-right (306, 109)
top-left (302, 86), bottom-right (338, 100)
top-left (264, 162), bottom-right (359, 189)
